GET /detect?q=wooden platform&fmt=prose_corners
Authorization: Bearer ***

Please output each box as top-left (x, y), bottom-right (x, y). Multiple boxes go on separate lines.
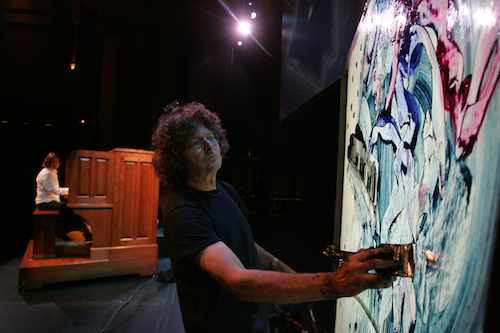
top-left (19, 240), bottom-right (157, 290)
top-left (20, 148), bottom-right (160, 291)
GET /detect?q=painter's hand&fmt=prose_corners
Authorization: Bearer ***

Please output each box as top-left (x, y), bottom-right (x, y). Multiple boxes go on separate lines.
top-left (330, 247), bottom-right (397, 297)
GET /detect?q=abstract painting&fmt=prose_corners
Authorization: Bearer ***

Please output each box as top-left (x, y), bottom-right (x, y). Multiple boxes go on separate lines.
top-left (336, 0), bottom-right (499, 332)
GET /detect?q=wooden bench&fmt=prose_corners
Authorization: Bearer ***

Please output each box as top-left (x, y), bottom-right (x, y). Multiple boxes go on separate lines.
top-left (32, 209), bottom-right (59, 259)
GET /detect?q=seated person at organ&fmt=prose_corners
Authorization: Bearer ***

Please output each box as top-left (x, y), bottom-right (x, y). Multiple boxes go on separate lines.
top-left (35, 152), bottom-right (92, 242)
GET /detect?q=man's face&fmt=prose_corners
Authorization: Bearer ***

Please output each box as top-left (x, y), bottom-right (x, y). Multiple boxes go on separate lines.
top-left (183, 124), bottom-right (222, 179)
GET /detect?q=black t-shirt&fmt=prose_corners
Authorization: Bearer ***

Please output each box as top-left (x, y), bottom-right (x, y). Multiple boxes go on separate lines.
top-left (160, 181), bottom-right (267, 333)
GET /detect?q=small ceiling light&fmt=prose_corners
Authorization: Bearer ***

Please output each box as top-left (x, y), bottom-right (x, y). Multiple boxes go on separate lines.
top-left (251, 12), bottom-right (257, 19)
top-left (248, 2), bottom-right (252, 6)
top-left (238, 21), bottom-right (252, 36)
top-left (237, 40), bottom-right (243, 46)
top-left (69, 62), bottom-right (77, 71)
top-left (80, 119), bottom-right (86, 124)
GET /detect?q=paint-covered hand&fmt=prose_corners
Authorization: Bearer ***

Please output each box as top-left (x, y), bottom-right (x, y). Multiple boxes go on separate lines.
top-left (330, 247), bottom-right (397, 297)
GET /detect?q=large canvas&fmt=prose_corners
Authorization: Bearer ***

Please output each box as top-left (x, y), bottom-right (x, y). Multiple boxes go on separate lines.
top-left (336, 0), bottom-right (499, 332)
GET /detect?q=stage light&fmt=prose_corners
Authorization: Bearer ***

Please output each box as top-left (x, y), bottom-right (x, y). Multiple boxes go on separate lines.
top-left (248, 2), bottom-right (252, 6)
top-left (69, 62), bottom-right (76, 71)
top-left (217, 0), bottom-right (272, 57)
top-left (237, 40), bottom-right (243, 46)
top-left (80, 119), bottom-right (86, 124)
top-left (238, 21), bottom-right (251, 36)
top-left (251, 12), bottom-right (257, 19)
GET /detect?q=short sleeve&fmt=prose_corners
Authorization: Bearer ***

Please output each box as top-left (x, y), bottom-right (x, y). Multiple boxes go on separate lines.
top-left (165, 204), bottom-right (221, 264)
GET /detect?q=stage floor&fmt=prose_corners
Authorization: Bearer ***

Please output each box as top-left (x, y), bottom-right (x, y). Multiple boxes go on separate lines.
top-left (0, 256), bottom-right (184, 333)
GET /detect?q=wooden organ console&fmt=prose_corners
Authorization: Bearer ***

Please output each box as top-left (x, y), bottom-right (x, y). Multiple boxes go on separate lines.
top-left (19, 148), bottom-right (159, 290)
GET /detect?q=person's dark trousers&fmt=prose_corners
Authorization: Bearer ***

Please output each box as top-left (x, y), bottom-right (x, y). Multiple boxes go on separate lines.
top-left (37, 201), bottom-right (64, 210)
top-left (36, 201), bottom-right (92, 241)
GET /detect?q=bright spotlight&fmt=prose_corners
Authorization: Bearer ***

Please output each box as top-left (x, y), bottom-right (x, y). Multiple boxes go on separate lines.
top-left (248, 2), bottom-right (252, 6)
top-left (237, 41), bottom-right (243, 46)
top-left (238, 21), bottom-right (251, 36)
top-left (251, 12), bottom-right (257, 19)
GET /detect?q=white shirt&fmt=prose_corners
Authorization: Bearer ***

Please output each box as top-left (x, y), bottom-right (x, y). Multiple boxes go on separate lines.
top-left (35, 167), bottom-right (62, 205)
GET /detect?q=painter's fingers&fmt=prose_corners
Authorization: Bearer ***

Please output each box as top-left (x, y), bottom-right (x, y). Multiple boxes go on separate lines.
top-left (361, 273), bottom-right (395, 289)
top-left (351, 246), bottom-right (394, 262)
top-left (359, 258), bottom-right (399, 272)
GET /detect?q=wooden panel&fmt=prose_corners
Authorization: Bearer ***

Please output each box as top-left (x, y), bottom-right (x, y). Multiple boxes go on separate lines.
top-left (137, 162), bottom-right (149, 238)
top-left (107, 244), bottom-right (157, 263)
top-left (137, 161), bottom-right (157, 239)
top-left (77, 157), bottom-right (91, 197)
top-left (66, 150), bottom-right (113, 205)
top-left (119, 159), bottom-right (137, 240)
top-left (94, 158), bottom-right (109, 197)
top-left (32, 210), bottom-right (59, 259)
top-left (111, 149), bottom-right (158, 246)
top-left (71, 208), bottom-right (112, 248)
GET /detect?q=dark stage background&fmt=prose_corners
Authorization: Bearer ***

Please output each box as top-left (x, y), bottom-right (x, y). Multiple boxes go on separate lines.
top-left (0, 1), bottom-right (497, 332)
top-left (280, 0), bottom-right (364, 120)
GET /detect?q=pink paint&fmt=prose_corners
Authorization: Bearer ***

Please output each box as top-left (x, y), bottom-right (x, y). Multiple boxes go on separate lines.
top-left (420, 0), bottom-right (499, 157)
top-left (418, 184), bottom-right (428, 203)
